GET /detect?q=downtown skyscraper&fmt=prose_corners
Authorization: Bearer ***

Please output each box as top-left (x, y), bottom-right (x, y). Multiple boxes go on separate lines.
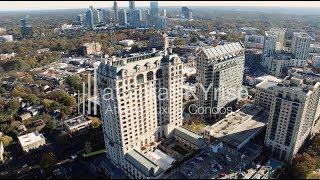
top-left (113, 1), bottom-right (119, 23)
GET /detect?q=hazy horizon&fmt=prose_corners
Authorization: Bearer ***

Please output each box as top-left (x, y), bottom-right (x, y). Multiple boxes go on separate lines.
top-left (1, 1), bottom-right (320, 11)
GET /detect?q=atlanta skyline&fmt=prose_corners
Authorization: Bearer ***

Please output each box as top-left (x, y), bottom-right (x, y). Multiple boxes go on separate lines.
top-left (1, 1), bottom-right (320, 11)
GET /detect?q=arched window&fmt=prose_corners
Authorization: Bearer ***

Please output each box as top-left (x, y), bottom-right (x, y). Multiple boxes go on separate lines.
top-left (147, 71), bottom-right (154, 81)
top-left (137, 74), bottom-right (144, 84)
top-left (156, 69), bottom-right (162, 79)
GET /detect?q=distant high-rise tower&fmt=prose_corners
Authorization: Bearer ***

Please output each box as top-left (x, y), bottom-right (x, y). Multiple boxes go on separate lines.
top-left (102, 9), bottom-right (112, 24)
top-left (20, 17), bottom-right (33, 38)
top-left (85, 6), bottom-right (94, 29)
top-left (113, 1), bottom-right (119, 23)
top-left (129, 1), bottom-right (135, 9)
top-left (118, 9), bottom-right (127, 27)
top-left (150, 1), bottom-right (159, 17)
top-left (262, 31), bottom-right (277, 69)
top-left (291, 32), bottom-right (311, 60)
top-left (77, 14), bottom-right (84, 24)
top-left (181, 7), bottom-right (192, 20)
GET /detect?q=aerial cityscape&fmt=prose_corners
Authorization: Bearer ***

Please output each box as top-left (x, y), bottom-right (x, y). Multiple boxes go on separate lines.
top-left (1, 0), bottom-right (320, 179)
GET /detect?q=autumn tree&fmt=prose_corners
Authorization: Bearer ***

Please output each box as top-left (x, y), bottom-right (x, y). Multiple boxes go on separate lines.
top-left (292, 153), bottom-right (317, 178)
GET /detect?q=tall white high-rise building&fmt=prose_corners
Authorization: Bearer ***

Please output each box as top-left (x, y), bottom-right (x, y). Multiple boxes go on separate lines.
top-left (97, 48), bottom-right (183, 178)
top-left (259, 76), bottom-right (320, 162)
top-left (262, 31), bottom-right (277, 69)
top-left (291, 32), bottom-right (312, 60)
top-left (196, 42), bottom-right (245, 117)
top-left (270, 28), bottom-right (286, 51)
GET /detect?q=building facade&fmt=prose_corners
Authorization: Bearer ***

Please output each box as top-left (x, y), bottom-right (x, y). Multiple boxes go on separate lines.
top-left (291, 32), bottom-right (312, 60)
top-left (18, 132), bottom-right (46, 153)
top-left (196, 42), bottom-right (245, 118)
top-left (97, 49), bottom-right (183, 178)
top-left (264, 77), bottom-right (320, 162)
top-left (113, 1), bottom-right (119, 23)
top-left (270, 28), bottom-right (286, 51)
top-left (118, 9), bottom-right (128, 27)
top-left (262, 31), bottom-right (277, 68)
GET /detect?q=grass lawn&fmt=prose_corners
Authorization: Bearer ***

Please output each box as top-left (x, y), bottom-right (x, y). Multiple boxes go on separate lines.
top-left (82, 149), bottom-right (106, 158)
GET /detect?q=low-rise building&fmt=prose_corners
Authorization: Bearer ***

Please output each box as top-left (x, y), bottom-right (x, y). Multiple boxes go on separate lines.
top-left (119, 39), bottom-right (134, 47)
top-left (173, 126), bottom-right (207, 150)
top-left (80, 41), bottom-right (102, 56)
top-left (204, 104), bottom-right (267, 151)
top-left (0, 141), bottom-right (3, 162)
top-left (0, 53), bottom-right (16, 60)
top-left (0, 35), bottom-right (13, 42)
top-left (63, 115), bottom-right (92, 133)
top-left (244, 34), bottom-right (264, 49)
top-left (18, 112), bottom-right (32, 121)
top-left (18, 132), bottom-right (46, 152)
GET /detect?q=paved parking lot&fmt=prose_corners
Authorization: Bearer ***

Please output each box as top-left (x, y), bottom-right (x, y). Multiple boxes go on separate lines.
top-left (179, 146), bottom-right (251, 179)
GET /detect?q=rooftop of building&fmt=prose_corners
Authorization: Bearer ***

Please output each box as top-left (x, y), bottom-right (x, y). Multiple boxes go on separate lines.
top-left (63, 115), bottom-right (92, 128)
top-left (18, 132), bottom-right (45, 146)
top-left (288, 68), bottom-right (320, 82)
top-left (265, 31), bottom-right (278, 37)
top-left (256, 80), bottom-right (279, 90)
top-left (199, 42), bottom-right (245, 60)
top-left (205, 104), bottom-right (267, 149)
top-left (273, 51), bottom-right (294, 61)
top-left (255, 75), bottom-right (282, 84)
top-left (293, 32), bottom-right (312, 39)
top-left (174, 126), bottom-right (207, 149)
top-left (125, 149), bottom-right (163, 177)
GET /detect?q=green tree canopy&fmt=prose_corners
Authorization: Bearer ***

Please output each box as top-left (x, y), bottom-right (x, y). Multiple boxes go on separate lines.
top-left (65, 75), bottom-right (83, 92)
top-left (39, 152), bottom-right (58, 171)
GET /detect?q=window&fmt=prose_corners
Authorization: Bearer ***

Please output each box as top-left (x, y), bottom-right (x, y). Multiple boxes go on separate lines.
top-left (156, 69), bottom-right (162, 78)
top-left (137, 74), bottom-right (144, 84)
top-left (147, 71), bottom-right (154, 81)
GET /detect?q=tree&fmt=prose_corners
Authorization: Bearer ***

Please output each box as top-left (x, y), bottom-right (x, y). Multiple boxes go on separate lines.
top-left (84, 141), bottom-right (92, 153)
top-left (24, 94), bottom-right (38, 105)
top-left (292, 153), bottom-right (317, 178)
top-left (39, 152), bottom-right (57, 171)
top-left (173, 37), bottom-right (186, 47)
top-left (45, 120), bottom-right (56, 131)
top-left (65, 75), bottom-right (82, 92)
top-left (0, 135), bottom-right (13, 147)
top-left (60, 106), bottom-right (72, 119)
top-left (46, 90), bottom-right (77, 108)
top-left (89, 116), bottom-right (102, 128)
top-left (5, 99), bottom-right (20, 116)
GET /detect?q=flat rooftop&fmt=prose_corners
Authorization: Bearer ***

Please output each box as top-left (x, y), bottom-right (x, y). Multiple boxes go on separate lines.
top-left (293, 32), bottom-right (312, 39)
top-left (64, 115), bottom-right (91, 128)
top-left (273, 51), bottom-right (294, 61)
top-left (255, 75), bottom-right (282, 83)
top-left (256, 80), bottom-right (278, 90)
top-left (18, 132), bottom-right (45, 146)
top-left (205, 104), bottom-right (267, 149)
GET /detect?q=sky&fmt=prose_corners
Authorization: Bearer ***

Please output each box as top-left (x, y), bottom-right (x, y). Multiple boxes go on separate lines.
top-left (1, 1), bottom-right (320, 11)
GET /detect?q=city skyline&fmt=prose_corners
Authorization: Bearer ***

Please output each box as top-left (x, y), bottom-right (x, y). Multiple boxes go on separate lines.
top-left (1, 1), bottom-right (320, 11)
